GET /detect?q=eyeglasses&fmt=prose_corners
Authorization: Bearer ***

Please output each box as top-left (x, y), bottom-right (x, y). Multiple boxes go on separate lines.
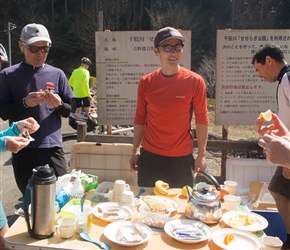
top-left (21, 41), bottom-right (51, 53)
top-left (158, 44), bottom-right (184, 52)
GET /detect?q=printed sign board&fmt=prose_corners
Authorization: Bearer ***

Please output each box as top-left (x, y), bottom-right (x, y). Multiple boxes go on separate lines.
top-left (216, 29), bottom-right (290, 125)
top-left (95, 30), bottom-right (191, 125)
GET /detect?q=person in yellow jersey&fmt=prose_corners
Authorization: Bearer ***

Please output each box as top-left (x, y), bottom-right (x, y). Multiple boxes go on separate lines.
top-left (69, 57), bottom-right (92, 117)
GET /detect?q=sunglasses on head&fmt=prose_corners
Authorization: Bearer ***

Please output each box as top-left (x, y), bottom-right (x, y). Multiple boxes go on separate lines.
top-left (21, 41), bottom-right (51, 53)
top-left (157, 44), bottom-right (184, 52)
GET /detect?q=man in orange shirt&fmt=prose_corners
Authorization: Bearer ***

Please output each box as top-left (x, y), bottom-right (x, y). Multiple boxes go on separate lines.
top-left (129, 27), bottom-right (209, 188)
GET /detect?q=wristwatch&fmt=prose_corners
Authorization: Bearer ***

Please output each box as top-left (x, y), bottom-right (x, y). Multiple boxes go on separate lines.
top-left (55, 101), bottom-right (63, 110)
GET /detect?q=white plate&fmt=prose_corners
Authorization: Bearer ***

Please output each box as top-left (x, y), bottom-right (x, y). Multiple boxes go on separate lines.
top-left (222, 210), bottom-right (268, 232)
top-left (164, 219), bottom-right (211, 244)
top-left (211, 228), bottom-right (262, 250)
top-left (104, 221), bottom-right (152, 246)
top-left (141, 195), bottom-right (180, 212)
top-left (92, 202), bottom-right (134, 222)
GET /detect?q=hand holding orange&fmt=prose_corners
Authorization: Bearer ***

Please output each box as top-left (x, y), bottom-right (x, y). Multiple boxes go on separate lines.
top-left (259, 109), bottom-right (272, 121)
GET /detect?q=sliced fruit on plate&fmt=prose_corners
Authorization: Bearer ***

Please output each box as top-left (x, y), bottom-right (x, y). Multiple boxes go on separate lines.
top-left (228, 217), bottom-right (246, 227)
top-left (223, 233), bottom-right (235, 245)
top-left (245, 215), bottom-right (257, 225)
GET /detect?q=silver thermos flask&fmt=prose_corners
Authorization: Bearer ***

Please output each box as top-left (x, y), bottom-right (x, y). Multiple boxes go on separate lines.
top-left (24, 164), bottom-right (56, 239)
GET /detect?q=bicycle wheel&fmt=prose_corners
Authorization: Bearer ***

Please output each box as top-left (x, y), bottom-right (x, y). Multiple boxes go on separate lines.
top-left (62, 134), bottom-right (77, 170)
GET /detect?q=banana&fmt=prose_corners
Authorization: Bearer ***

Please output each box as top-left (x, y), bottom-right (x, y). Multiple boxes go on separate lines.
top-left (154, 180), bottom-right (177, 198)
top-left (155, 180), bottom-right (169, 195)
top-left (165, 191), bottom-right (177, 198)
top-left (153, 186), bottom-right (164, 196)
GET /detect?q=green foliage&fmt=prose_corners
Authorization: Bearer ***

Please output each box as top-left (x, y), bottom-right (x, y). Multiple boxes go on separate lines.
top-left (0, 0), bottom-right (289, 76)
top-left (89, 76), bottom-right (97, 88)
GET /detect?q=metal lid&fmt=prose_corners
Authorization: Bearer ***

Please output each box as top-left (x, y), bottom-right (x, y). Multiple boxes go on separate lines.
top-left (192, 187), bottom-right (218, 202)
top-left (31, 164), bottom-right (56, 184)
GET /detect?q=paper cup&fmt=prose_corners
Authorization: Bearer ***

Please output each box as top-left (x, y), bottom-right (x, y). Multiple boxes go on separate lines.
top-left (120, 190), bottom-right (135, 206)
top-left (262, 236), bottom-right (283, 250)
top-left (74, 205), bottom-right (93, 234)
top-left (224, 194), bottom-right (241, 211)
top-left (224, 180), bottom-right (238, 195)
top-left (113, 180), bottom-right (130, 196)
top-left (56, 217), bottom-right (75, 239)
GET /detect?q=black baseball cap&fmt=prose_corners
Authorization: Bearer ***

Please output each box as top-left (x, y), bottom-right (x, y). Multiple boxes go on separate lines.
top-left (154, 27), bottom-right (186, 47)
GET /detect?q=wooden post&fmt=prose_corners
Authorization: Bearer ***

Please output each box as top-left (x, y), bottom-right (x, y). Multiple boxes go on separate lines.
top-left (104, 28), bottom-right (111, 135)
top-left (221, 125), bottom-right (228, 176)
top-left (107, 125), bottom-right (112, 135)
top-left (77, 122), bottom-right (87, 142)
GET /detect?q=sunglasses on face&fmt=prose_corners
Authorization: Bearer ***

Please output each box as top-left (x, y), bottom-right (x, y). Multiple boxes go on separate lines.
top-left (158, 44), bottom-right (184, 52)
top-left (21, 41), bottom-right (51, 53)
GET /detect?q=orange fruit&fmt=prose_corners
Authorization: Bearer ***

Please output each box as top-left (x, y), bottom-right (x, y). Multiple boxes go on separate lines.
top-left (223, 234), bottom-right (235, 245)
top-left (245, 215), bottom-right (257, 225)
top-left (228, 217), bottom-right (245, 227)
top-left (259, 109), bottom-right (272, 121)
top-left (181, 185), bottom-right (192, 197)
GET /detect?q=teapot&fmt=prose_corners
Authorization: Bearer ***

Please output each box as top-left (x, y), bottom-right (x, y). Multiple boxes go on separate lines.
top-left (185, 170), bottom-right (222, 224)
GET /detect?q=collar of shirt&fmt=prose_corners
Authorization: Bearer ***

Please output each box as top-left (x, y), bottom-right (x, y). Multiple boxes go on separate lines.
top-left (277, 64), bottom-right (290, 84)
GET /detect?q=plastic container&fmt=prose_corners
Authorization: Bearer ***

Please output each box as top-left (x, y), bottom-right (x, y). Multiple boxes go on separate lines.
top-left (70, 143), bottom-right (137, 186)
top-left (80, 174), bottom-right (98, 192)
top-left (138, 199), bottom-right (172, 228)
top-left (70, 173), bottom-right (84, 198)
top-left (55, 188), bottom-right (70, 211)
top-left (74, 205), bottom-right (93, 234)
top-left (93, 182), bottom-right (114, 202)
top-left (61, 198), bottom-right (91, 218)
top-left (252, 210), bottom-right (286, 242)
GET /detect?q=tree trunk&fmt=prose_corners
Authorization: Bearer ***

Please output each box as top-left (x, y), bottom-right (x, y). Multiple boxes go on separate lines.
top-left (116, 0), bottom-right (120, 30)
top-left (133, 0), bottom-right (136, 30)
top-left (51, 0), bottom-right (54, 24)
top-left (64, 0), bottom-right (68, 19)
top-left (139, 0), bottom-right (144, 30)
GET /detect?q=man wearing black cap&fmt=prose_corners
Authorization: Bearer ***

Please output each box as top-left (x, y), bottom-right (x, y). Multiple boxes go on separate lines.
top-left (129, 27), bottom-right (209, 188)
top-left (69, 57), bottom-right (92, 117)
top-left (0, 23), bottom-right (74, 196)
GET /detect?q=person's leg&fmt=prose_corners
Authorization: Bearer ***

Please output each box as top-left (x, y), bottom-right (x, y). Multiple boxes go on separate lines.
top-left (0, 201), bottom-right (9, 249)
top-left (82, 97), bottom-right (91, 117)
top-left (83, 107), bottom-right (90, 117)
top-left (165, 154), bottom-right (194, 188)
top-left (0, 223), bottom-right (8, 249)
top-left (12, 150), bottom-right (35, 196)
top-left (12, 148), bottom-right (67, 196)
top-left (270, 191), bottom-right (290, 249)
top-left (137, 149), bottom-right (166, 187)
top-left (36, 148), bottom-right (67, 177)
top-left (74, 98), bottom-right (83, 114)
top-left (75, 107), bottom-right (82, 114)
top-left (70, 97), bottom-right (77, 113)
top-left (268, 167), bottom-right (290, 249)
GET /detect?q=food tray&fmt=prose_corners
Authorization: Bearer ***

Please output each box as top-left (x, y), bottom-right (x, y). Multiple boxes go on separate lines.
top-left (138, 199), bottom-right (172, 228)
top-left (92, 181), bottom-right (114, 202)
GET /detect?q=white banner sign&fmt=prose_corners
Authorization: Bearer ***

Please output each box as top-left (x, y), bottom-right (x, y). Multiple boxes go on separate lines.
top-left (95, 30), bottom-right (191, 125)
top-left (216, 29), bottom-right (290, 125)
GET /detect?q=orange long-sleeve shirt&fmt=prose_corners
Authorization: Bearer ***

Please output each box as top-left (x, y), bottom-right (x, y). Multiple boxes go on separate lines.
top-left (134, 67), bottom-right (209, 157)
